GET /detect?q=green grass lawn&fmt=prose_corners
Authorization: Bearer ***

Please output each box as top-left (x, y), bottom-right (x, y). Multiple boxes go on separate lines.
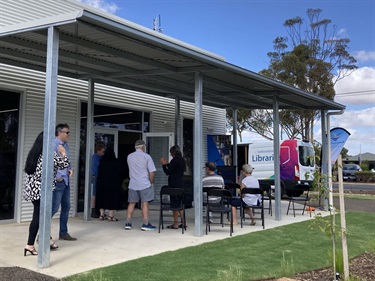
top-left (64, 212), bottom-right (375, 281)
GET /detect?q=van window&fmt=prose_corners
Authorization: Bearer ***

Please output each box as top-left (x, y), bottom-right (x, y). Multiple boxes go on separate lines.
top-left (299, 146), bottom-right (315, 167)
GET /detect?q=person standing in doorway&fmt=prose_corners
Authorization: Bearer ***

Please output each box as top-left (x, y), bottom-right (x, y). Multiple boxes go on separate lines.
top-left (91, 142), bottom-right (106, 218)
top-left (96, 147), bottom-right (123, 221)
top-left (52, 123), bottom-right (77, 241)
top-left (160, 145), bottom-right (186, 229)
top-left (125, 140), bottom-right (157, 231)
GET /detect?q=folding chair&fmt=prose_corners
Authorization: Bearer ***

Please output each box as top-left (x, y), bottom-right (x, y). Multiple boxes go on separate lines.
top-left (286, 184), bottom-right (311, 217)
top-left (240, 188), bottom-right (265, 229)
top-left (158, 186), bottom-right (186, 234)
top-left (205, 189), bottom-right (233, 236)
top-left (259, 183), bottom-right (272, 216)
top-left (225, 183), bottom-right (240, 197)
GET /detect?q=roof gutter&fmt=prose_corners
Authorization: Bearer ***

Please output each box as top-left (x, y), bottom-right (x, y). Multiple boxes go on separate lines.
top-left (0, 11), bottom-right (82, 37)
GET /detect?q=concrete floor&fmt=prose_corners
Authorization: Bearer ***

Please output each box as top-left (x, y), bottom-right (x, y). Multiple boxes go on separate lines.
top-left (0, 200), bottom-right (322, 279)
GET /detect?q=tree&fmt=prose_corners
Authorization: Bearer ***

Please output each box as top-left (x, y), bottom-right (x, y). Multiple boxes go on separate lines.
top-left (340, 147), bottom-right (349, 159)
top-left (230, 9), bottom-right (357, 142)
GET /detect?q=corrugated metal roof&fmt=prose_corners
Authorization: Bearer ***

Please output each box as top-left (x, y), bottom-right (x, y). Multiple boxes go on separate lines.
top-left (0, 0), bottom-right (345, 110)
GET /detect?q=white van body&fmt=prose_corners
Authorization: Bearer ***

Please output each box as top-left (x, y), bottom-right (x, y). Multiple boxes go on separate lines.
top-left (239, 139), bottom-right (315, 196)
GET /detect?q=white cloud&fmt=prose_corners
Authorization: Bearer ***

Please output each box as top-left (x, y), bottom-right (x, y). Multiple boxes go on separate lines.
top-left (337, 28), bottom-right (347, 37)
top-left (334, 67), bottom-right (375, 105)
top-left (353, 50), bottom-right (375, 62)
top-left (79, 0), bottom-right (119, 14)
top-left (328, 107), bottom-right (375, 155)
top-left (333, 107), bottom-right (375, 128)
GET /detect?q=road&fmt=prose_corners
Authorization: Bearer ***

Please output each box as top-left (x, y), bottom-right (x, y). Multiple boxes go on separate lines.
top-left (332, 182), bottom-right (374, 193)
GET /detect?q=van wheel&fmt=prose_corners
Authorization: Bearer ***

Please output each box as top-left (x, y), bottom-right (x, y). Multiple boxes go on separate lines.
top-left (270, 189), bottom-right (275, 199)
top-left (287, 190), bottom-right (303, 197)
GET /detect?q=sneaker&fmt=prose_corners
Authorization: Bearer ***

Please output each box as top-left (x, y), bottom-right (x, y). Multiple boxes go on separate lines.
top-left (124, 223), bottom-right (132, 230)
top-left (59, 233), bottom-right (77, 241)
top-left (141, 223), bottom-right (156, 231)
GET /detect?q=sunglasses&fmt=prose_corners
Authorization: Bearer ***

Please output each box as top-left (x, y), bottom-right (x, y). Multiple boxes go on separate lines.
top-left (60, 130), bottom-right (70, 134)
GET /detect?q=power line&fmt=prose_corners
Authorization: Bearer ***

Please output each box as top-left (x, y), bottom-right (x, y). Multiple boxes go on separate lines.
top-left (336, 90), bottom-right (375, 96)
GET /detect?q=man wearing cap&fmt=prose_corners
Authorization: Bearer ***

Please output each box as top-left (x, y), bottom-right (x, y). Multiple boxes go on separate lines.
top-left (125, 140), bottom-right (157, 231)
top-left (203, 162), bottom-right (225, 223)
top-left (231, 164), bottom-right (260, 225)
top-left (203, 162), bottom-right (225, 204)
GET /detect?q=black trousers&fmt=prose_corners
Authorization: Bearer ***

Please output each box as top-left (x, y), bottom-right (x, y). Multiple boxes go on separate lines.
top-left (27, 199), bottom-right (40, 245)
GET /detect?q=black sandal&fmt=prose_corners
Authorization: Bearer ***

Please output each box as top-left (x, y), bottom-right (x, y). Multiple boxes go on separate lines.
top-left (108, 216), bottom-right (118, 221)
top-left (50, 242), bottom-right (59, 250)
top-left (166, 224), bottom-right (179, 229)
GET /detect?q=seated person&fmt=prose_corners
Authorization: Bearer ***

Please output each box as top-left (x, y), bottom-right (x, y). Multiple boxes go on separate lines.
top-left (231, 164), bottom-right (260, 225)
top-left (202, 162), bottom-right (225, 204)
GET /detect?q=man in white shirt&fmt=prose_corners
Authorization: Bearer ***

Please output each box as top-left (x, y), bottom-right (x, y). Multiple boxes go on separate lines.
top-left (125, 140), bottom-right (156, 231)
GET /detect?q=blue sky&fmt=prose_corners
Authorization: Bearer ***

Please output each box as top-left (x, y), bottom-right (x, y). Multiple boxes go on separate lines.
top-left (79, 0), bottom-right (375, 156)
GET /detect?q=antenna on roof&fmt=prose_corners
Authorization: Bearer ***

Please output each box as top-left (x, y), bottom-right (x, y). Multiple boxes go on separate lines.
top-left (153, 15), bottom-right (163, 33)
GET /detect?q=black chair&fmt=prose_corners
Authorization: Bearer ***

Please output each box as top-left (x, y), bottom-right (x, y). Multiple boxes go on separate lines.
top-left (259, 183), bottom-right (272, 216)
top-left (286, 184), bottom-right (311, 217)
top-left (240, 188), bottom-right (265, 229)
top-left (203, 186), bottom-right (224, 223)
top-left (225, 183), bottom-right (240, 197)
top-left (205, 189), bottom-right (233, 236)
top-left (158, 186), bottom-right (186, 234)
top-left (203, 186), bottom-right (223, 206)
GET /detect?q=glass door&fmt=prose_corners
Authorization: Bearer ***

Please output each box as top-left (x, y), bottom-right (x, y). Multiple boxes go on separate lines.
top-left (94, 128), bottom-right (118, 155)
top-left (0, 90), bottom-right (20, 220)
top-left (143, 132), bottom-right (174, 205)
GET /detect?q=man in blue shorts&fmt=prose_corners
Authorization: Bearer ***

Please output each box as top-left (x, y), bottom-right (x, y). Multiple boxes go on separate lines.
top-left (125, 140), bottom-right (156, 231)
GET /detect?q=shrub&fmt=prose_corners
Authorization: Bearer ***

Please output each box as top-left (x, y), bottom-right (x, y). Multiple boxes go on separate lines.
top-left (354, 171), bottom-right (375, 182)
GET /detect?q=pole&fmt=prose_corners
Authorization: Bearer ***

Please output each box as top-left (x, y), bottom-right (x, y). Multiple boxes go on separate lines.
top-left (338, 154), bottom-right (349, 279)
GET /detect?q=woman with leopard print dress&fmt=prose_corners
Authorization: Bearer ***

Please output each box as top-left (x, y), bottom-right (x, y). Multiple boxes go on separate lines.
top-left (23, 132), bottom-right (70, 256)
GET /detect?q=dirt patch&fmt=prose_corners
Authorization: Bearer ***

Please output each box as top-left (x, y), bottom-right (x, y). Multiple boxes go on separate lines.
top-left (259, 251), bottom-right (375, 281)
top-left (0, 267), bottom-right (58, 281)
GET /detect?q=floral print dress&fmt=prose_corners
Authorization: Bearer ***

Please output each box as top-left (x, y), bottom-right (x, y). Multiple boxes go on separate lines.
top-left (22, 152), bottom-right (70, 202)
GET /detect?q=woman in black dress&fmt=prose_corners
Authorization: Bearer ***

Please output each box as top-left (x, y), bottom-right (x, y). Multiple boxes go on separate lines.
top-left (160, 145), bottom-right (186, 229)
top-left (96, 147), bottom-right (123, 221)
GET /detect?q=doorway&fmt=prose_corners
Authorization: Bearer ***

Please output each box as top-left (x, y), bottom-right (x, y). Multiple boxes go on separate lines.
top-left (0, 90), bottom-right (20, 220)
top-left (143, 132), bottom-right (174, 206)
top-left (77, 102), bottom-right (149, 212)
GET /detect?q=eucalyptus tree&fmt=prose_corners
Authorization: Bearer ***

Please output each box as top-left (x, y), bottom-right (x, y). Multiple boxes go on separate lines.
top-left (229, 9), bottom-right (357, 141)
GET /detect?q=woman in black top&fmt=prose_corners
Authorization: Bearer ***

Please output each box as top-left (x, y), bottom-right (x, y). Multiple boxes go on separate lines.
top-left (160, 145), bottom-right (186, 229)
top-left (95, 147), bottom-right (123, 221)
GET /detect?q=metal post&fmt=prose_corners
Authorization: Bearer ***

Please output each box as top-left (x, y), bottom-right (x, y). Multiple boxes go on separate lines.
top-left (175, 97), bottom-right (181, 146)
top-left (232, 109), bottom-right (238, 180)
top-left (38, 26), bottom-right (59, 268)
top-left (273, 95), bottom-right (281, 220)
top-left (83, 79), bottom-right (95, 221)
top-left (326, 110), bottom-right (345, 210)
top-left (320, 110), bottom-right (329, 210)
top-left (193, 72), bottom-right (203, 236)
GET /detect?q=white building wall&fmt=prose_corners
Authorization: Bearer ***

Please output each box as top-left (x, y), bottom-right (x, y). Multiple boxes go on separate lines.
top-left (0, 64), bottom-right (227, 222)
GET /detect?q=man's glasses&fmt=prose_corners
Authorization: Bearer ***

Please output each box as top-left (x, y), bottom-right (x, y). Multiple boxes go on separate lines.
top-left (61, 131), bottom-right (70, 134)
